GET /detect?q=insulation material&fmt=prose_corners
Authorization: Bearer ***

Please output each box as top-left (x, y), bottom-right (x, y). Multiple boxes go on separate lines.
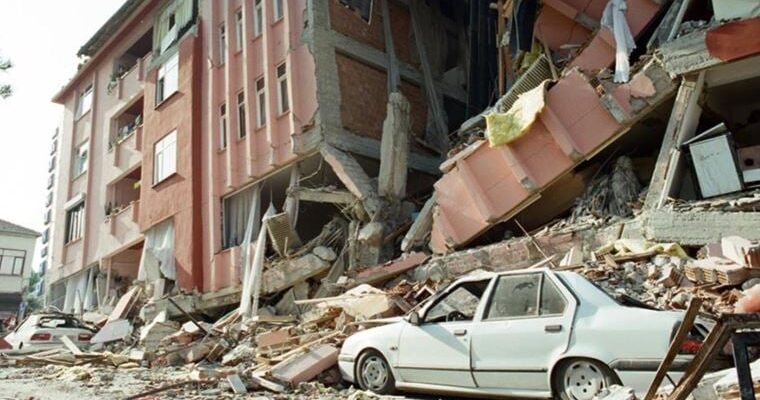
top-left (601, 0), bottom-right (636, 82)
top-left (485, 81), bottom-right (548, 147)
top-left (138, 219), bottom-right (176, 282)
top-left (265, 212), bottom-right (302, 257)
top-left (315, 284), bottom-right (393, 320)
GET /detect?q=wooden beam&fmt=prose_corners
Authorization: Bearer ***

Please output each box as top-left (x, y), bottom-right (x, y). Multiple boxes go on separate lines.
top-left (644, 297), bottom-right (702, 400)
top-left (291, 188), bottom-right (356, 204)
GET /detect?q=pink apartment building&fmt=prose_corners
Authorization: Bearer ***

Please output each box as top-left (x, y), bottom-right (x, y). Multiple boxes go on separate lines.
top-left (46, 0), bottom-right (479, 313)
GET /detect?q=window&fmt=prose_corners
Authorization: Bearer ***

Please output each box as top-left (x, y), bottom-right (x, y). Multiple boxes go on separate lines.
top-left (42, 228), bottom-right (50, 244)
top-left (46, 191), bottom-right (53, 207)
top-left (65, 202), bottom-right (85, 244)
top-left (219, 103), bottom-right (228, 149)
top-left (73, 142), bottom-right (88, 177)
top-left (155, 0), bottom-right (194, 54)
top-left (276, 63), bottom-right (289, 114)
top-left (424, 280), bottom-right (489, 323)
top-left (235, 9), bottom-right (244, 51)
top-left (75, 86), bottom-right (93, 119)
top-left (339, 0), bottom-right (373, 22)
top-left (157, 53), bottom-right (179, 103)
top-left (154, 130), bottom-right (177, 184)
top-left (219, 23), bottom-right (227, 64)
top-left (485, 274), bottom-right (567, 319)
top-left (256, 77), bottom-right (266, 127)
top-left (274, 0), bottom-right (284, 21)
top-left (0, 249), bottom-right (25, 276)
top-left (222, 184), bottom-right (258, 249)
top-left (43, 209), bottom-right (51, 224)
top-left (48, 156), bottom-right (56, 172)
top-left (40, 246), bottom-right (48, 258)
top-left (237, 92), bottom-right (247, 138)
top-left (253, 0), bottom-right (263, 36)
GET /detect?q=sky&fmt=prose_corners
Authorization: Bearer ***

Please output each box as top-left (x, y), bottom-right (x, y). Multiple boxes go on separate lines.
top-left (0, 0), bottom-right (125, 270)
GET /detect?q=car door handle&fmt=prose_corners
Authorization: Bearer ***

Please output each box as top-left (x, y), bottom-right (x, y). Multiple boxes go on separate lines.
top-left (545, 324), bottom-right (563, 333)
top-left (453, 329), bottom-right (468, 336)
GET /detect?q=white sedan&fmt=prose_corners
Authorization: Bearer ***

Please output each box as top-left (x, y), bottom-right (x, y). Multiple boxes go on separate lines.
top-left (3, 313), bottom-right (95, 351)
top-left (339, 268), bottom-right (707, 399)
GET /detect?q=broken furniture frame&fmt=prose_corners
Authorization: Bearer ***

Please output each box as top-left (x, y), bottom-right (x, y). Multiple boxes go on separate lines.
top-left (662, 313), bottom-right (760, 400)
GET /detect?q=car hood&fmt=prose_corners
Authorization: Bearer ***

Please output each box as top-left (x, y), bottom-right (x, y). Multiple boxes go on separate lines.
top-left (341, 320), bottom-right (405, 356)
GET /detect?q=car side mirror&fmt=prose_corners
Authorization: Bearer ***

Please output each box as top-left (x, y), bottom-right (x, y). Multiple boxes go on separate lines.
top-left (408, 311), bottom-right (421, 326)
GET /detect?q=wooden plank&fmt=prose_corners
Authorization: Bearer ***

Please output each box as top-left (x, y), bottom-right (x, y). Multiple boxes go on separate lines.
top-left (667, 320), bottom-right (730, 400)
top-left (292, 188), bottom-right (355, 204)
top-left (59, 335), bottom-right (83, 356)
top-left (644, 298), bottom-right (702, 400)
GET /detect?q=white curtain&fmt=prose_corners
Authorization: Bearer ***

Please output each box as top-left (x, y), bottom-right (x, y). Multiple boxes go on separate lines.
top-left (240, 204), bottom-right (275, 318)
top-left (602, 0), bottom-right (635, 83)
top-left (138, 218), bottom-right (176, 282)
top-left (284, 165), bottom-right (300, 228)
top-left (225, 184), bottom-right (260, 249)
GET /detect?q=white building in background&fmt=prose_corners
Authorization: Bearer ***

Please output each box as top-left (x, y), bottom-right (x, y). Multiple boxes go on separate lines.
top-left (0, 219), bottom-right (39, 321)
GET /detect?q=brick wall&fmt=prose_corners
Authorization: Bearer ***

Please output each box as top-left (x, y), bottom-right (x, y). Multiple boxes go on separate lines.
top-left (335, 53), bottom-right (427, 141)
top-left (329, 0), bottom-right (418, 67)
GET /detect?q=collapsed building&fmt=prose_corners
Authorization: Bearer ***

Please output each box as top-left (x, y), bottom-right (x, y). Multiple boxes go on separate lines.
top-left (29, 0), bottom-right (760, 397)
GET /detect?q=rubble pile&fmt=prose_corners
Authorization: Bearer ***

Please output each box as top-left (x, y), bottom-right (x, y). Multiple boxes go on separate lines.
top-left (564, 237), bottom-right (760, 316)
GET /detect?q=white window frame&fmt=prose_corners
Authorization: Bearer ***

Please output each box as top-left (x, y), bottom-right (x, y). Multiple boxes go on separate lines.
top-left (219, 103), bottom-right (228, 149)
top-left (235, 9), bottom-right (244, 52)
top-left (237, 91), bottom-right (247, 139)
top-left (73, 142), bottom-right (89, 177)
top-left (64, 201), bottom-right (85, 244)
top-left (255, 77), bottom-right (266, 127)
top-left (276, 63), bottom-right (289, 114)
top-left (75, 85), bottom-right (93, 119)
top-left (0, 249), bottom-right (26, 276)
top-left (219, 23), bottom-right (227, 64)
top-left (253, 0), bottom-right (263, 37)
top-left (157, 52), bottom-right (179, 104)
top-left (274, 0), bottom-right (284, 21)
top-left (154, 130), bottom-right (177, 184)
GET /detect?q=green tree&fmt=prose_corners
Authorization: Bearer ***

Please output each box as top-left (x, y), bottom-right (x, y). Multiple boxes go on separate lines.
top-left (0, 55), bottom-right (11, 98)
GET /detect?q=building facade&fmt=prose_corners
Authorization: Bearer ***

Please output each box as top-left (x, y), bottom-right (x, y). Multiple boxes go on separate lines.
top-left (0, 220), bottom-right (39, 320)
top-left (46, 0), bottom-right (477, 312)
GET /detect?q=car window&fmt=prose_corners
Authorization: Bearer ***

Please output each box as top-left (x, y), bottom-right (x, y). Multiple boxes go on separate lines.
top-left (487, 274), bottom-right (541, 319)
top-left (424, 280), bottom-right (489, 323)
top-left (37, 317), bottom-right (81, 329)
top-left (540, 278), bottom-right (567, 315)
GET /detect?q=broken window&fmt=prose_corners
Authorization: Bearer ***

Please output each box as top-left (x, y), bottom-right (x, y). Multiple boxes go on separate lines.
top-left (219, 103), bottom-right (228, 149)
top-left (425, 280), bottom-right (489, 323)
top-left (253, 0), bottom-right (263, 37)
top-left (486, 273), bottom-right (567, 319)
top-left (235, 9), bottom-right (244, 52)
top-left (65, 201), bottom-right (85, 244)
top-left (156, 52), bottom-right (179, 103)
top-left (222, 184), bottom-right (260, 249)
top-left (75, 85), bottom-right (93, 119)
top-left (237, 91), bottom-right (247, 138)
top-left (338, 0), bottom-right (372, 22)
top-left (256, 77), bottom-right (266, 127)
top-left (486, 274), bottom-right (540, 319)
top-left (276, 63), bottom-right (289, 114)
top-left (73, 142), bottom-right (89, 177)
top-left (0, 249), bottom-right (25, 276)
top-left (154, 0), bottom-right (194, 55)
top-left (153, 130), bottom-right (177, 184)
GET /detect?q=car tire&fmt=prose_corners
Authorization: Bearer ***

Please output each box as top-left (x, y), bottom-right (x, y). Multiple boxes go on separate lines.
top-left (356, 350), bottom-right (395, 395)
top-left (553, 358), bottom-right (620, 400)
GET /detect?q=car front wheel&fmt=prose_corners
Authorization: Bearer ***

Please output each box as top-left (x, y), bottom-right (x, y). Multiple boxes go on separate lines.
top-left (553, 359), bottom-right (620, 400)
top-left (356, 350), bottom-right (395, 395)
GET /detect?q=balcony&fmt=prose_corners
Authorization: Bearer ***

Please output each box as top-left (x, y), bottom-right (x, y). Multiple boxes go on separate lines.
top-left (102, 168), bottom-right (142, 256)
top-left (111, 53), bottom-right (152, 101)
top-left (109, 98), bottom-right (143, 172)
top-left (106, 200), bottom-right (141, 247)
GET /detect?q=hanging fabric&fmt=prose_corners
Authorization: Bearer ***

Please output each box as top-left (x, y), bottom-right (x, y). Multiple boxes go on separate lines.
top-left (137, 218), bottom-right (176, 282)
top-left (602, 0), bottom-right (636, 83)
top-left (240, 204), bottom-right (276, 319)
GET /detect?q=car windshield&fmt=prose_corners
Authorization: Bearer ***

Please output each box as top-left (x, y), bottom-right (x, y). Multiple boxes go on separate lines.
top-left (34, 315), bottom-right (85, 329)
top-left (425, 280), bottom-right (490, 323)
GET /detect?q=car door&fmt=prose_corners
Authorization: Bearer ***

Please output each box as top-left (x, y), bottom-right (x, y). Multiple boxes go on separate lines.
top-left (470, 272), bottom-right (577, 391)
top-left (396, 278), bottom-right (491, 388)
